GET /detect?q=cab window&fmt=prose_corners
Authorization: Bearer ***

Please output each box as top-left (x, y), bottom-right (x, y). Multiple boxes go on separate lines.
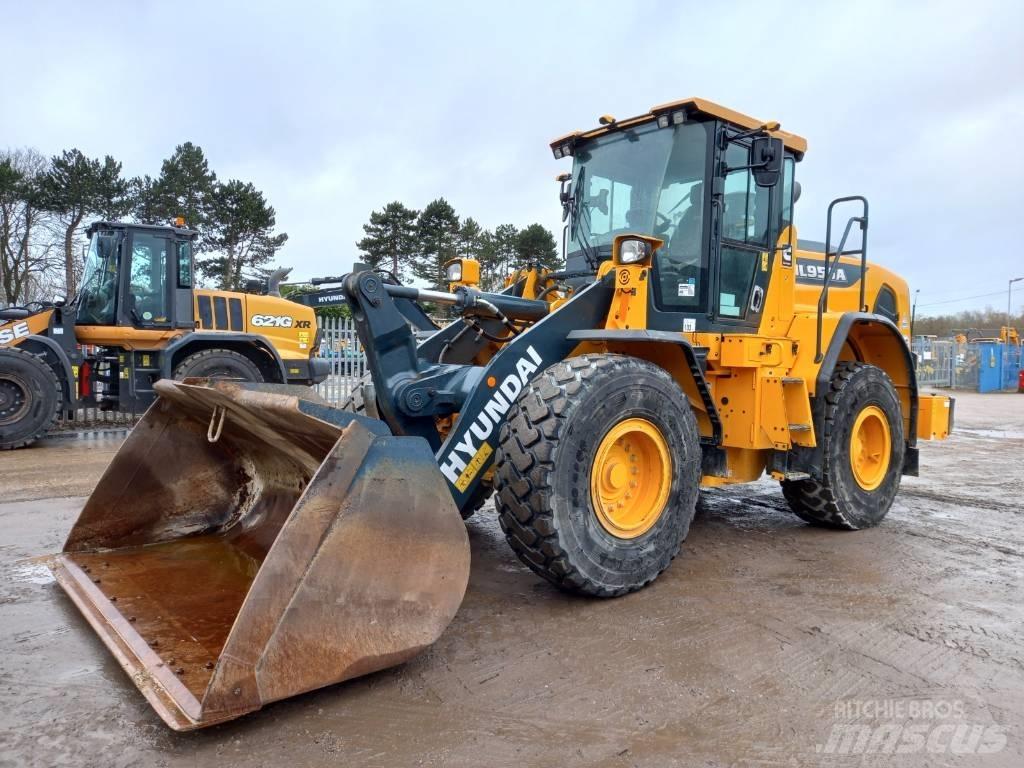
top-left (722, 143), bottom-right (771, 246)
top-left (177, 241), bottom-right (193, 288)
top-left (716, 142), bottom-right (773, 320)
top-left (781, 157), bottom-right (795, 231)
top-left (874, 285), bottom-right (898, 322)
top-left (129, 233), bottom-right (169, 325)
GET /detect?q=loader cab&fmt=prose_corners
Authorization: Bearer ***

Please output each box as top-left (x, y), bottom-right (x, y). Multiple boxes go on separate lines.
top-left (558, 99), bottom-right (801, 333)
top-left (77, 222), bottom-right (197, 331)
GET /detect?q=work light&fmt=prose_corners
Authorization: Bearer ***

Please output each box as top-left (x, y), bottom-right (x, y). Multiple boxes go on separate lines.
top-left (618, 239), bottom-right (651, 264)
top-left (446, 262), bottom-right (462, 282)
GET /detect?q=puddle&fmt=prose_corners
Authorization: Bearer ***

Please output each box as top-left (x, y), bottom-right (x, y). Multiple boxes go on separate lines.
top-left (9, 561), bottom-right (56, 585)
top-left (45, 428), bottom-right (131, 442)
top-left (957, 427), bottom-right (1024, 440)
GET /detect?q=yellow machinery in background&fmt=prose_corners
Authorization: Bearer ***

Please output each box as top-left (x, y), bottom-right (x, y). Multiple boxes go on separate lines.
top-left (0, 220), bottom-right (327, 449)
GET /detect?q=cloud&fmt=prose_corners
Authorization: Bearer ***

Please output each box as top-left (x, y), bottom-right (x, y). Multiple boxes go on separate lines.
top-left (3, 0), bottom-right (1022, 313)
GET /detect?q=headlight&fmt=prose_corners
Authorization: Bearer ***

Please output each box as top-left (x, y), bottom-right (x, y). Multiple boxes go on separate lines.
top-left (446, 262), bottom-right (463, 282)
top-left (619, 239), bottom-right (651, 264)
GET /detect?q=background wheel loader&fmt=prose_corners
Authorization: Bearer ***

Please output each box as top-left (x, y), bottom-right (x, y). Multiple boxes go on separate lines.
top-left (0, 219), bottom-right (329, 449)
top-left (48, 97), bottom-right (954, 730)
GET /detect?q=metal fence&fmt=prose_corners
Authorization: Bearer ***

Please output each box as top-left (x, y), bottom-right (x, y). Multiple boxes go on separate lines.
top-left (913, 339), bottom-right (956, 388)
top-left (58, 407), bottom-right (138, 428)
top-left (314, 315), bottom-right (367, 405)
top-left (912, 338), bottom-right (1022, 392)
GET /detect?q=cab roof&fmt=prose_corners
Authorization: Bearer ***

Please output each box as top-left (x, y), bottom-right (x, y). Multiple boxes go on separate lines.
top-left (86, 220), bottom-right (199, 239)
top-left (550, 97), bottom-right (807, 159)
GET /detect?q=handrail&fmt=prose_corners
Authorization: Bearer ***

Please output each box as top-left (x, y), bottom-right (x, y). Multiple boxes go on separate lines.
top-left (814, 196), bottom-right (869, 362)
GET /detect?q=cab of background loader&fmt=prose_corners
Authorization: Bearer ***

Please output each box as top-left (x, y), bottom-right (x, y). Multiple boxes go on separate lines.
top-left (77, 220), bottom-right (199, 331)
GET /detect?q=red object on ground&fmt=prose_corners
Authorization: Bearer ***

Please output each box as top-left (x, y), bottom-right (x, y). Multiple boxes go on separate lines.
top-left (1018, 368), bottom-right (1024, 393)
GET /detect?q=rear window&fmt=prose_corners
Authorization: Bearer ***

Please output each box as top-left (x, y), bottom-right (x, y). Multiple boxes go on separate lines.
top-left (874, 285), bottom-right (898, 322)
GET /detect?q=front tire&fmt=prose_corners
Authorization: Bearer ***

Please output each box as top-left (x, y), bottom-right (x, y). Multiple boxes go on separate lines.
top-left (781, 361), bottom-right (904, 529)
top-left (494, 354), bottom-right (701, 597)
top-left (173, 348), bottom-right (265, 382)
top-left (0, 347), bottom-right (62, 450)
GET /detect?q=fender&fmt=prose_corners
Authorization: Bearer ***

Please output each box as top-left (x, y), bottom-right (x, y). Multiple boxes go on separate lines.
top-left (565, 328), bottom-right (726, 476)
top-left (796, 312), bottom-right (919, 478)
top-left (160, 332), bottom-right (288, 382)
top-left (565, 328), bottom-right (722, 446)
top-left (19, 334), bottom-right (78, 409)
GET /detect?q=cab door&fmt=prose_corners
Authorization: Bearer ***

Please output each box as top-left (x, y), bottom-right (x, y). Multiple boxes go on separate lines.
top-left (712, 141), bottom-right (776, 329)
top-left (120, 231), bottom-right (172, 328)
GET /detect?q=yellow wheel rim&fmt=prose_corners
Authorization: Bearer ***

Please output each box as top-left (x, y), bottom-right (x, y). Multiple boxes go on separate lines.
top-left (849, 405), bottom-right (891, 491)
top-left (590, 418), bottom-right (672, 539)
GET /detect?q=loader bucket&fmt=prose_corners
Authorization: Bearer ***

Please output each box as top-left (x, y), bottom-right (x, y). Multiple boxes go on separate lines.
top-left (48, 379), bottom-right (470, 730)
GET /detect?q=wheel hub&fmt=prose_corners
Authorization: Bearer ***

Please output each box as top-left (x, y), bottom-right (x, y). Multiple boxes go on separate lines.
top-left (0, 375), bottom-right (31, 426)
top-left (590, 418), bottom-right (672, 539)
top-left (849, 405), bottom-right (891, 491)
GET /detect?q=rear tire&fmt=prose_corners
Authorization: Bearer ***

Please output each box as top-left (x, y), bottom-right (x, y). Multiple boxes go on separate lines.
top-left (781, 362), bottom-right (904, 530)
top-left (0, 347), bottom-right (62, 450)
top-left (494, 354), bottom-right (701, 597)
top-left (173, 348), bottom-right (264, 382)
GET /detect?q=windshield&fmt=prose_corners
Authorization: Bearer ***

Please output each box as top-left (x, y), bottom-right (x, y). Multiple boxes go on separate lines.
top-left (568, 119), bottom-right (711, 309)
top-left (77, 231), bottom-right (120, 325)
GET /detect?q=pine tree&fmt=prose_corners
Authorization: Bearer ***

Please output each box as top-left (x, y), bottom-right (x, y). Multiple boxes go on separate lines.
top-left (201, 180), bottom-right (288, 290)
top-left (413, 198), bottom-right (460, 290)
top-left (458, 217), bottom-right (484, 261)
top-left (137, 142), bottom-right (217, 248)
top-left (515, 224), bottom-right (560, 271)
top-left (355, 201), bottom-right (419, 281)
top-left (489, 224), bottom-right (519, 288)
top-left (38, 149), bottom-right (131, 296)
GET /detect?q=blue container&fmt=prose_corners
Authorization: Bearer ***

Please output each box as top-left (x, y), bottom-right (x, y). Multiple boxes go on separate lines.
top-left (977, 342), bottom-right (1002, 393)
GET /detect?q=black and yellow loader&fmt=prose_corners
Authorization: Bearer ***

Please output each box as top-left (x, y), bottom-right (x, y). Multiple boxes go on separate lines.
top-left (0, 220), bottom-right (329, 450)
top-left (48, 98), bottom-right (953, 729)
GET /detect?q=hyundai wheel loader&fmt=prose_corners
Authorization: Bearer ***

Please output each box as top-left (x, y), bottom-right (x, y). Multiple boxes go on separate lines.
top-left (0, 220), bottom-right (329, 449)
top-left (48, 98), bottom-right (953, 730)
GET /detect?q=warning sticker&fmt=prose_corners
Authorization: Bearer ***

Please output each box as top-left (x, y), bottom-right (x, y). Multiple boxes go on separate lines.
top-left (677, 281), bottom-right (695, 298)
top-left (683, 318), bottom-right (696, 332)
top-left (455, 442), bottom-right (494, 492)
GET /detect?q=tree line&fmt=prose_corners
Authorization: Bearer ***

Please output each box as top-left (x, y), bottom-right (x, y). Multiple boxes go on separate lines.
top-left (356, 199), bottom-right (560, 291)
top-left (0, 143), bottom-right (286, 306)
top-left (914, 307), bottom-right (1024, 338)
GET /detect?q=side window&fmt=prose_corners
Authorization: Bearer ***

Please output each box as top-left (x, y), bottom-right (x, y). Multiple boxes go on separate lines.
top-left (129, 233), bottom-right (169, 325)
top-left (781, 157), bottom-right (795, 230)
top-left (177, 241), bottom-right (193, 288)
top-left (721, 143), bottom-right (771, 247)
top-left (874, 285), bottom-right (898, 322)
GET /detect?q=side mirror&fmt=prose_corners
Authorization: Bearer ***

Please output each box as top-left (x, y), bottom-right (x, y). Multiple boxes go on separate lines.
top-left (751, 136), bottom-right (784, 187)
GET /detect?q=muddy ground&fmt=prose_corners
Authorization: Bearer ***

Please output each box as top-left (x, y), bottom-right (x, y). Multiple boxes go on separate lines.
top-left (0, 392), bottom-right (1021, 767)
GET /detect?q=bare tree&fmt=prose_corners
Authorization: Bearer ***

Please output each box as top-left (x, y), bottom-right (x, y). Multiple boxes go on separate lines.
top-left (0, 148), bottom-right (61, 306)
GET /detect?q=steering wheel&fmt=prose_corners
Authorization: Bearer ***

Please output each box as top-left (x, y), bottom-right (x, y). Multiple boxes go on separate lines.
top-left (653, 211), bottom-right (673, 236)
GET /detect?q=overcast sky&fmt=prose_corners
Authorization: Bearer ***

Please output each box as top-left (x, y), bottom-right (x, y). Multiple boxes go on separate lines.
top-left (5, 0), bottom-right (1023, 316)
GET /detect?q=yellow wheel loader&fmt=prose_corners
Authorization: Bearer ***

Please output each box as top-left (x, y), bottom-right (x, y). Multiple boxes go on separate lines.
top-left (48, 98), bottom-right (953, 730)
top-left (0, 220), bottom-right (329, 449)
